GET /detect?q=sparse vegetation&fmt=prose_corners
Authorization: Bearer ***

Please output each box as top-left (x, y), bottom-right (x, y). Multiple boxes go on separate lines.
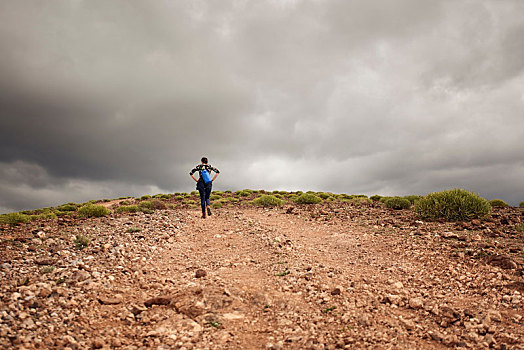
top-left (253, 195), bottom-right (283, 207)
top-left (210, 194), bottom-right (221, 201)
top-left (384, 197), bottom-right (411, 210)
top-left (74, 234), bottom-right (91, 249)
top-left (78, 204), bottom-right (110, 218)
top-left (140, 195), bottom-right (151, 200)
top-left (126, 227), bottom-right (142, 233)
top-left (41, 266), bottom-right (55, 274)
top-left (295, 193), bottom-right (322, 204)
top-left (370, 195), bottom-right (382, 202)
top-left (515, 223), bottom-right (524, 233)
top-left (0, 212), bottom-right (32, 225)
top-left (490, 199), bottom-right (509, 208)
top-left (414, 189), bottom-right (491, 221)
top-left (56, 203), bottom-right (78, 212)
top-left (211, 202), bottom-right (223, 209)
top-left (115, 205), bottom-right (139, 213)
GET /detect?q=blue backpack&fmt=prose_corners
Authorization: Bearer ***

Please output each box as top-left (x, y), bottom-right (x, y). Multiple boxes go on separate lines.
top-left (201, 168), bottom-right (212, 184)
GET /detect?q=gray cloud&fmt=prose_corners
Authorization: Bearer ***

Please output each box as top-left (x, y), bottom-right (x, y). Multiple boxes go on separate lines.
top-left (1, 0), bottom-right (523, 213)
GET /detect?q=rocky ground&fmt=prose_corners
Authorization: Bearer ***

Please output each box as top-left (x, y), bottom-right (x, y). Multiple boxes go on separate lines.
top-left (0, 200), bottom-right (523, 349)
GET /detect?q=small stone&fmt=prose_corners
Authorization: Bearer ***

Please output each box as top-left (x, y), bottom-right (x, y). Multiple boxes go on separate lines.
top-left (91, 338), bottom-right (104, 349)
top-left (330, 287), bottom-right (342, 296)
top-left (487, 310), bottom-right (502, 322)
top-left (392, 281), bottom-right (404, 289)
top-left (38, 288), bottom-right (52, 298)
top-left (194, 269), bottom-right (207, 278)
top-left (98, 295), bottom-right (123, 305)
top-left (408, 297), bottom-right (423, 309)
top-left (223, 312), bottom-right (245, 320)
top-left (35, 257), bottom-right (54, 266)
top-left (144, 296), bottom-right (172, 307)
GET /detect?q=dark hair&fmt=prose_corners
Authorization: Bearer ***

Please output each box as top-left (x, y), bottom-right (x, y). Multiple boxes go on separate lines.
top-left (201, 157), bottom-right (208, 164)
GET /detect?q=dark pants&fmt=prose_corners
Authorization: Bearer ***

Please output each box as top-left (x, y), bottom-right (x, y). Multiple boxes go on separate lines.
top-left (196, 181), bottom-right (212, 213)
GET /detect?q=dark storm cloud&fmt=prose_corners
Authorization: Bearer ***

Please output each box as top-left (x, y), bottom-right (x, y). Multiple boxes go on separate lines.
top-left (1, 0), bottom-right (523, 213)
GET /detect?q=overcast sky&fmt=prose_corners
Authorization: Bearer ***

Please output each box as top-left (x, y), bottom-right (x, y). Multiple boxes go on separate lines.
top-left (1, 0), bottom-right (523, 213)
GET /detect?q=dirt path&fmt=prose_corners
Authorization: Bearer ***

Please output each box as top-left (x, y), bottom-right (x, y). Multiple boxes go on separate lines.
top-left (1, 205), bottom-right (523, 349)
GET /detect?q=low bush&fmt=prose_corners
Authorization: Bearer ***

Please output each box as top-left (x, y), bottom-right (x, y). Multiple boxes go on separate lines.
top-left (138, 201), bottom-right (153, 210)
top-left (253, 195), bottom-right (284, 207)
top-left (57, 203), bottom-right (78, 212)
top-left (140, 195), bottom-right (151, 200)
top-left (352, 197), bottom-right (372, 206)
top-left (74, 234), bottom-right (91, 249)
top-left (384, 197), bottom-right (411, 210)
top-left (0, 212), bottom-right (32, 225)
top-left (379, 196), bottom-right (392, 204)
top-left (317, 192), bottom-right (333, 200)
top-left (151, 199), bottom-right (167, 210)
top-left (404, 195), bottom-right (422, 205)
top-left (210, 194), bottom-right (221, 201)
top-left (490, 199), bottom-right (509, 208)
top-left (115, 205), bottom-right (139, 213)
top-left (295, 193), bottom-right (322, 205)
top-left (211, 202), bottom-right (223, 209)
top-left (519, 201), bottom-right (524, 208)
top-left (78, 204), bottom-right (111, 218)
top-left (370, 195), bottom-right (382, 202)
top-left (33, 211), bottom-right (57, 220)
top-left (191, 191), bottom-right (198, 196)
top-left (236, 190), bottom-right (252, 197)
top-left (514, 223), bottom-right (524, 233)
top-left (414, 188), bottom-right (491, 221)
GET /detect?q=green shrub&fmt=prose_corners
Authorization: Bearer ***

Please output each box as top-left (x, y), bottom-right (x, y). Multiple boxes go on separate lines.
top-left (379, 196), bottom-right (392, 203)
top-left (295, 193), bottom-right (322, 204)
top-left (384, 197), bottom-right (411, 210)
top-left (183, 199), bottom-right (197, 205)
top-left (225, 190), bottom-right (232, 193)
top-left (520, 201), bottom-right (524, 208)
top-left (78, 204), bottom-right (111, 218)
top-left (141, 195), bottom-right (151, 200)
top-left (253, 195), bottom-right (284, 207)
top-left (33, 211), bottom-right (57, 220)
top-left (514, 223), bottom-right (524, 233)
top-left (211, 202), bottom-right (223, 209)
top-left (138, 201), bottom-right (153, 210)
top-left (120, 200), bottom-right (130, 206)
top-left (0, 212), bottom-right (32, 225)
top-left (352, 197), bottom-right (372, 206)
top-left (126, 227), bottom-right (142, 233)
top-left (236, 190), bottom-right (252, 197)
top-left (210, 194), bottom-right (221, 201)
top-left (57, 203), bottom-right (78, 212)
top-left (404, 195), bottom-right (422, 205)
top-left (317, 192), bottom-right (333, 200)
top-left (414, 189), bottom-right (491, 221)
top-left (191, 191), bottom-right (198, 196)
top-left (74, 234), bottom-right (91, 249)
top-left (115, 205), bottom-right (139, 213)
top-left (490, 199), bottom-right (509, 208)
top-left (370, 195), bottom-right (382, 202)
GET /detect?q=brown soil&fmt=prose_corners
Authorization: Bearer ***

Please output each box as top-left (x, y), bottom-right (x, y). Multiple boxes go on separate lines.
top-left (0, 202), bottom-right (523, 349)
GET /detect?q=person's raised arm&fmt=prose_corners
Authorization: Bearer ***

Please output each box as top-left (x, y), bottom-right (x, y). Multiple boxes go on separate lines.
top-left (190, 174), bottom-right (198, 182)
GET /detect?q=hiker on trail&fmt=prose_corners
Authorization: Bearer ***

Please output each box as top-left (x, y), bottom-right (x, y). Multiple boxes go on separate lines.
top-left (189, 157), bottom-right (220, 219)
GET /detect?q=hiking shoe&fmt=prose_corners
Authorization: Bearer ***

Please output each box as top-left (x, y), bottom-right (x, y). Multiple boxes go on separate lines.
top-left (201, 212), bottom-right (206, 219)
top-left (207, 207), bottom-right (212, 216)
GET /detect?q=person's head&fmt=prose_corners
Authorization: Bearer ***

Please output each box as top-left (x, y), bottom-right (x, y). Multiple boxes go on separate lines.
top-left (201, 157), bottom-right (208, 164)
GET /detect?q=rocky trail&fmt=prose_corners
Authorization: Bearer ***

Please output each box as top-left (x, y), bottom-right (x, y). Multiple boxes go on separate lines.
top-left (1, 202), bottom-right (523, 349)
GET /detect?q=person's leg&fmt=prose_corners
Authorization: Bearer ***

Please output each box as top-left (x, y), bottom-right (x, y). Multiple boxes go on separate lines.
top-left (205, 183), bottom-right (212, 216)
top-left (197, 183), bottom-right (206, 218)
